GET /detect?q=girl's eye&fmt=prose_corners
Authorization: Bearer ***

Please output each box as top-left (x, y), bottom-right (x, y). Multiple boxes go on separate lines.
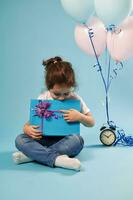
top-left (53, 92), bottom-right (70, 97)
top-left (64, 93), bottom-right (69, 96)
top-left (54, 93), bottom-right (61, 96)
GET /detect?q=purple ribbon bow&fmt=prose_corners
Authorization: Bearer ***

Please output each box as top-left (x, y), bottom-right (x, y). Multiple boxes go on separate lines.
top-left (33, 101), bottom-right (62, 132)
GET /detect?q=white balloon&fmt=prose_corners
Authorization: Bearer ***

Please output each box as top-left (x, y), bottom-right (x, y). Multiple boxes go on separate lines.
top-left (94, 0), bottom-right (132, 26)
top-left (60, 0), bottom-right (94, 23)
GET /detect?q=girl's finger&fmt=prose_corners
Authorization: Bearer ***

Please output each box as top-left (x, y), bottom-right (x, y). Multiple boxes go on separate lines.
top-left (64, 117), bottom-right (70, 120)
top-left (31, 135), bottom-right (42, 139)
top-left (63, 114), bottom-right (69, 117)
top-left (32, 125), bottom-right (40, 129)
top-left (33, 132), bottom-right (42, 136)
top-left (60, 110), bottom-right (69, 113)
top-left (34, 129), bottom-right (42, 134)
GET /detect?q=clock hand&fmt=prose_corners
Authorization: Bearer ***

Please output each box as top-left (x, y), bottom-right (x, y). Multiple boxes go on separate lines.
top-left (103, 134), bottom-right (110, 138)
top-left (108, 134), bottom-right (113, 138)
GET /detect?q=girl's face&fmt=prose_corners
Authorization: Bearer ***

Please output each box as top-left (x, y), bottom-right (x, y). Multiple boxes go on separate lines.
top-left (50, 84), bottom-right (73, 100)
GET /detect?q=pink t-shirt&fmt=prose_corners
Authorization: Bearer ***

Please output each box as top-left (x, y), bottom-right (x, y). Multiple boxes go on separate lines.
top-left (38, 91), bottom-right (90, 115)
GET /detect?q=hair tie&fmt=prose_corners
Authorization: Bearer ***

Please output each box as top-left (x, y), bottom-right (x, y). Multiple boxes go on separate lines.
top-left (53, 60), bottom-right (58, 64)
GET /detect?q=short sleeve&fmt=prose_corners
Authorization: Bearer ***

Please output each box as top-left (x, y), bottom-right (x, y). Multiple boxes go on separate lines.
top-left (78, 96), bottom-right (90, 114)
top-left (70, 93), bottom-right (90, 114)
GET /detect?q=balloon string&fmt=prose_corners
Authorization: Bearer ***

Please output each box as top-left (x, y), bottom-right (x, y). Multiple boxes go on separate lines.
top-left (107, 53), bottom-right (111, 91)
top-left (106, 51), bottom-right (112, 124)
top-left (88, 29), bottom-right (107, 91)
top-left (88, 28), bottom-right (110, 124)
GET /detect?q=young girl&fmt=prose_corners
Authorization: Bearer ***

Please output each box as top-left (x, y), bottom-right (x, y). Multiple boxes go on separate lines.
top-left (13, 56), bottom-right (95, 171)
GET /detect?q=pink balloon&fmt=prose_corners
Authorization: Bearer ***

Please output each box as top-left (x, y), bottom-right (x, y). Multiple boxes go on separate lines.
top-left (74, 16), bottom-right (107, 56)
top-left (107, 16), bottom-right (133, 62)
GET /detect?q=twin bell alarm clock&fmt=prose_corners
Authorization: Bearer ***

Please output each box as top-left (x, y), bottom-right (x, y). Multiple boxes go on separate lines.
top-left (100, 124), bottom-right (116, 146)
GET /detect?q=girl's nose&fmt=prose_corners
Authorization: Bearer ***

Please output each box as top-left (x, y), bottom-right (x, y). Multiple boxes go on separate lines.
top-left (58, 96), bottom-right (65, 100)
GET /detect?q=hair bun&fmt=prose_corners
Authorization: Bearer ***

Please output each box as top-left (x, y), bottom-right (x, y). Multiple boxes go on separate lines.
top-left (42, 56), bottom-right (62, 68)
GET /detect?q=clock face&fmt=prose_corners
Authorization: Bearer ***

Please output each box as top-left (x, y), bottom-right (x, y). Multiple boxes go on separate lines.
top-left (100, 129), bottom-right (116, 146)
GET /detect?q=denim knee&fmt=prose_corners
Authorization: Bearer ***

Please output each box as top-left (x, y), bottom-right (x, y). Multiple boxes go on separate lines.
top-left (15, 134), bottom-right (28, 150)
top-left (67, 134), bottom-right (84, 156)
top-left (77, 135), bottom-right (84, 147)
top-left (71, 135), bottom-right (84, 149)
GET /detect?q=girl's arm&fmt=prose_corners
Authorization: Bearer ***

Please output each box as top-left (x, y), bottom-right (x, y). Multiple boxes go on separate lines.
top-left (79, 112), bottom-right (95, 127)
top-left (61, 110), bottom-right (95, 127)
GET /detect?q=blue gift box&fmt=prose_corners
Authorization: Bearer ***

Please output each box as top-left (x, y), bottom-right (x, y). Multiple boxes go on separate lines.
top-left (29, 99), bottom-right (81, 136)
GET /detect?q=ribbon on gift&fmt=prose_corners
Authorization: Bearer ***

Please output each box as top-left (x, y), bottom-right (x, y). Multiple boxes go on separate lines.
top-left (33, 100), bottom-right (62, 132)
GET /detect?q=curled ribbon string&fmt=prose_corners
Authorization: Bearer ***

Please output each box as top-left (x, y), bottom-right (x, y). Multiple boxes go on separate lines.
top-left (109, 62), bottom-right (123, 86)
top-left (88, 28), bottom-right (106, 89)
top-left (114, 129), bottom-right (133, 146)
top-left (106, 24), bottom-right (116, 32)
top-left (93, 63), bottom-right (101, 72)
top-left (106, 24), bottom-right (123, 87)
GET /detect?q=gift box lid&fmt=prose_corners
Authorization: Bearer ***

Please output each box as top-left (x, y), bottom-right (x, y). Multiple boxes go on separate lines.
top-left (29, 99), bottom-right (81, 136)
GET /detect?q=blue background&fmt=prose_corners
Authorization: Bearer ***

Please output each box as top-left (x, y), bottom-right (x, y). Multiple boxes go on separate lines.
top-left (0, 1), bottom-right (133, 200)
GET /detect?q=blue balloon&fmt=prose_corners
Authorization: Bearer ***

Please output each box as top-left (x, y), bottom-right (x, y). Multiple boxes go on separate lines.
top-left (94, 0), bottom-right (132, 26)
top-left (60, 0), bottom-right (94, 23)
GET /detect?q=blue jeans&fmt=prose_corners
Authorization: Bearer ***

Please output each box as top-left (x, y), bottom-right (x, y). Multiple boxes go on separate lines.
top-left (15, 134), bottom-right (84, 167)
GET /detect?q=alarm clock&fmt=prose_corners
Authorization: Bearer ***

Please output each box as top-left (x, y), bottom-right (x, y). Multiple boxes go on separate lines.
top-left (100, 126), bottom-right (116, 146)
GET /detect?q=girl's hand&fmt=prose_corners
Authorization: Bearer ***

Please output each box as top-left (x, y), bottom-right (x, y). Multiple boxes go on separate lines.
top-left (23, 124), bottom-right (42, 139)
top-left (60, 109), bottom-right (81, 122)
